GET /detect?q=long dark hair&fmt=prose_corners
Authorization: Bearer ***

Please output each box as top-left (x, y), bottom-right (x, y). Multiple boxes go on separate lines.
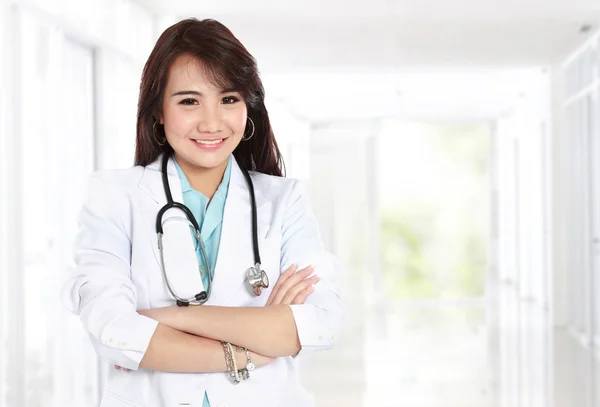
top-left (134, 18), bottom-right (285, 177)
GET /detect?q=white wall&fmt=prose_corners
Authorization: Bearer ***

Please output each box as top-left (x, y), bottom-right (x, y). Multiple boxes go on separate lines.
top-left (265, 97), bottom-right (311, 180)
top-left (300, 121), bottom-right (378, 407)
top-left (9, 0), bottom-right (155, 62)
top-left (553, 27), bottom-right (600, 407)
top-left (493, 70), bottom-right (553, 407)
top-left (0, 1), bottom-right (156, 405)
top-left (0, 2), bottom-right (21, 405)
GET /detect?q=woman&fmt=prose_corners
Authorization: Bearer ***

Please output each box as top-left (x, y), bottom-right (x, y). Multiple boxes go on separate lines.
top-left (61, 18), bottom-right (342, 407)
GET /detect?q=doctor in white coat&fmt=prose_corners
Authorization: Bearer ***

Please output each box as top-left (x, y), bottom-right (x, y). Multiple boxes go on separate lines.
top-left (61, 18), bottom-right (343, 407)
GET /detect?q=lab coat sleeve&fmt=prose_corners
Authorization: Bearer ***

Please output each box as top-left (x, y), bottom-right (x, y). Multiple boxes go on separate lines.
top-left (61, 172), bottom-right (158, 371)
top-left (283, 179), bottom-right (343, 356)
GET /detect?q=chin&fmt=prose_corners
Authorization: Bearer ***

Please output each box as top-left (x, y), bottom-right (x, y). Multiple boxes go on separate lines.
top-left (184, 151), bottom-right (231, 170)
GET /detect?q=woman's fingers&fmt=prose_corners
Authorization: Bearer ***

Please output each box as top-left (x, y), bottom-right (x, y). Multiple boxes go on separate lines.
top-left (291, 284), bottom-right (316, 305)
top-left (266, 264), bottom-right (297, 306)
top-left (270, 266), bottom-right (315, 305)
top-left (270, 266), bottom-right (313, 305)
top-left (281, 274), bottom-right (319, 304)
top-left (114, 365), bottom-right (130, 372)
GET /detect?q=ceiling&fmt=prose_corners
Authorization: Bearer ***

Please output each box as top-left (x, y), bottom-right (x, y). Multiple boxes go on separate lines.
top-left (261, 67), bottom-right (550, 123)
top-left (137, 0), bottom-right (600, 68)
top-left (133, 0), bottom-right (599, 121)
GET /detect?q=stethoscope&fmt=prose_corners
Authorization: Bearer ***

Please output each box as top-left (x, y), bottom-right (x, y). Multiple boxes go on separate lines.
top-left (156, 152), bottom-right (269, 306)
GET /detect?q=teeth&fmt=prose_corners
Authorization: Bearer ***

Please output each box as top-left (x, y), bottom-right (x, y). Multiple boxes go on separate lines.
top-left (194, 139), bottom-right (224, 145)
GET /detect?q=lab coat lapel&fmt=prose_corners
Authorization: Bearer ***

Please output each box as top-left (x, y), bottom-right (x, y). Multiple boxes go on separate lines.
top-left (138, 155), bottom-right (206, 302)
top-left (205, 157), bottom-right (272, 306)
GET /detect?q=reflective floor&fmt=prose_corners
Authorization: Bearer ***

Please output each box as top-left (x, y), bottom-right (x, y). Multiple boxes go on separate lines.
top-left (364, 300), bottom-right (494, 407)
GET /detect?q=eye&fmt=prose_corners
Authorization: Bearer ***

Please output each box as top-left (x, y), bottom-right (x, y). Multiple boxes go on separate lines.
top-left (179, 98), bottom-right (198, 106)
top-left (222, 96), bottom-right (240, 105)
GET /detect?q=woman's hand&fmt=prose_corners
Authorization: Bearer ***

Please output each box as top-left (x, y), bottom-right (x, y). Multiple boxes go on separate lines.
top-left (266, 264), bottom-right (319, 306)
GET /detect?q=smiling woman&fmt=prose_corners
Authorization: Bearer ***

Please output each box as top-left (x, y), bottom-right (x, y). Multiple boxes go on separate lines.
top-left (61, 17), bottom-right (343, 407)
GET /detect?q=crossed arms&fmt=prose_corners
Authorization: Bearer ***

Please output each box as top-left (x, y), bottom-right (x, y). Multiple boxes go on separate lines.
top-left (62, 174), bottom-right (343, 373)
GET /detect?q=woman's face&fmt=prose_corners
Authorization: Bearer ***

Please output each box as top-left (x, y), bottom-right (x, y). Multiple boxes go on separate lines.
top-left (160, 55), bottom-right (247, 171)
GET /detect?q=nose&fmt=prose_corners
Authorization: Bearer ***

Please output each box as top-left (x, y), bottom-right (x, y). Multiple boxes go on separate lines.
top-left (196, 103), bottom-right (222, 134)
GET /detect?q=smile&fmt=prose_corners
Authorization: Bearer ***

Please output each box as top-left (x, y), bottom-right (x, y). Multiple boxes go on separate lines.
top-left (193, 138), bottom-right (225, 145)
top-left (190, 137), bottom-right (228, 151)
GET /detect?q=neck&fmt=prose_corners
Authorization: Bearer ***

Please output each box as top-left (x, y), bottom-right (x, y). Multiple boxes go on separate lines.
top-left (175, 155), bottom-right (229, 200)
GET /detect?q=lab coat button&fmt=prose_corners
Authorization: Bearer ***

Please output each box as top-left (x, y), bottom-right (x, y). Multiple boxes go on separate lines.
top-left (318, 336), bottom-right (323, 341)
top-left (119, 341), bottom-right (127, 348)
top-left (106, 338), bottom-right (114, 345)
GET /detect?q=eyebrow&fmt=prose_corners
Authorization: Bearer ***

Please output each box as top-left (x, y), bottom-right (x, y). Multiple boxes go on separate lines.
top-left (171, 88), bottom-right (240, 97)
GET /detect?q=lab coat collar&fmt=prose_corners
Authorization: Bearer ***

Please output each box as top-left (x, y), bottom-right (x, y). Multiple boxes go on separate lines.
top-left (140, 154), bottom-right (268, 211)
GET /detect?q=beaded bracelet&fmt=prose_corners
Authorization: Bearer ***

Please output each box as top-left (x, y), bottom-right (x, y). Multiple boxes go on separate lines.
top-left (221, 341), bottom-right (240, 383)
top-left (221, 341), bottom-right (255, 383)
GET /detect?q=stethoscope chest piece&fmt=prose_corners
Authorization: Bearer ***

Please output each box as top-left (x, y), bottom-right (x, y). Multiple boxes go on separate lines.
top-left (247, 263), bottom-right (269, 296)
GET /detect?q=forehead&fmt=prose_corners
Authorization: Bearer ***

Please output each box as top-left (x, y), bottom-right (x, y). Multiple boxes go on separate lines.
top-left (165, 54), bottom-right (230, 91)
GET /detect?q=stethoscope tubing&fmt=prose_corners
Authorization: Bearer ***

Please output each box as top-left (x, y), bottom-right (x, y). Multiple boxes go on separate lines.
top-left (155, 152), bottom-right (263, 306)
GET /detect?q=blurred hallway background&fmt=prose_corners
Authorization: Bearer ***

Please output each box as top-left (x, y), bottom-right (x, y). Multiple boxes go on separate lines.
top-left (1, 0), bottom-right (600, 406)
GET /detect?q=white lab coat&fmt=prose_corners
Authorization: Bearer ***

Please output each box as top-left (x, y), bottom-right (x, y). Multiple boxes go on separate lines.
top-left (61, 155), bottom-right (343, 407)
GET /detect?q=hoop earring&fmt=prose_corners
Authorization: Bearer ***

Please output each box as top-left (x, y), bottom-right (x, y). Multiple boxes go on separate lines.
top-left (242, 117), bottom-right (255, 141)
top-left (153, 121), bottom-right (167, 146)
